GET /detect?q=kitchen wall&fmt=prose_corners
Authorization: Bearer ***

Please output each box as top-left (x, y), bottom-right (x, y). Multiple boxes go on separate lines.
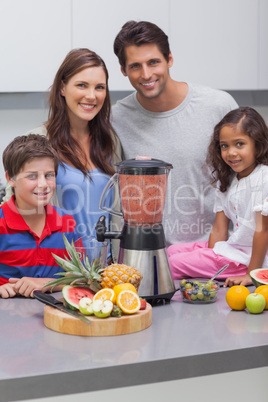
top-left (0, 0), bottom-right (268, 186)
top-left (0, 90), bottom-right (268, 186)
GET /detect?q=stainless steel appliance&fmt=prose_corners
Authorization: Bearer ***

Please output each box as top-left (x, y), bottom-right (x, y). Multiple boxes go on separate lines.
top-left (96, 157), bottom-right (176, 304)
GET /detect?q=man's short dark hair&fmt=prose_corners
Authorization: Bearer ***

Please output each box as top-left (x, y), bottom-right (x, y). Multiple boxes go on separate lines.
top-left (114, 20), bottom-right (170, 71)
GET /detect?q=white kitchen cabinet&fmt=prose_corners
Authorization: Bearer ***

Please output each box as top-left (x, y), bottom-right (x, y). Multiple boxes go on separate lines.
top-left (259, 0), bottom-right (268, 89)
top-left (72, 0), bottom-right (169, 91)
top-left (0, 0), bottom-right (266, 92)
top-left (169, 0), bottom-right (259, 89)
top-left (0, 0), bottom-right (72, 92)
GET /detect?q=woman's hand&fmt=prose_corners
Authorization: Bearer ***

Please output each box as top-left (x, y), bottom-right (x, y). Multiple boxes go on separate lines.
top-left (224, 273), bottom-right (252, 287)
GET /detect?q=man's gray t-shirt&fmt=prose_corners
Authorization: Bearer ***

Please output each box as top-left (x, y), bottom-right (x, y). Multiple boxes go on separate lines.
top-left (112, 83), bottom-right (238, 246)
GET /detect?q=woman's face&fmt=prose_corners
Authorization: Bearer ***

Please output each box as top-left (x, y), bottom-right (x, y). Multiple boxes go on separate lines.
top-left (61, 66), bottom-right (107, 126)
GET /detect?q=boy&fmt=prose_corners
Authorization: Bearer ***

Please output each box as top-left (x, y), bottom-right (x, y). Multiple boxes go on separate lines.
top-left (112, 21), bottom-right (238, 246)
top-left (0, 134), bottom-right (77, 298)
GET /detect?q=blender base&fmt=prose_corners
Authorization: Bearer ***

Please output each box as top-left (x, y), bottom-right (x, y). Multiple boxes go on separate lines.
top-left (117, 247), bottom-right (177, 303)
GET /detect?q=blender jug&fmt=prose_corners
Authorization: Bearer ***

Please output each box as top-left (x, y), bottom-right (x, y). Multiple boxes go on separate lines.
top-left (97, 157), bottom-right (176, 302)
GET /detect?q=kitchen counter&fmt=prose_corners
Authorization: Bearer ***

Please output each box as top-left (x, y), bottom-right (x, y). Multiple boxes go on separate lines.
top-left (1, 283), bottom-right (268, 402)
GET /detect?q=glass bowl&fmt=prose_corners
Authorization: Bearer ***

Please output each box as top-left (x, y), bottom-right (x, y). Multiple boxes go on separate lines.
top-left (179, 278), bottom-right (220, 304)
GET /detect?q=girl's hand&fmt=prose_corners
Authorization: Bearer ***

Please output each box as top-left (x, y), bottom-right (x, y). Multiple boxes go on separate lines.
top-left (0, 282), bottom-right (17, 298)
top-left (224, 273), bottom-right (252, 287)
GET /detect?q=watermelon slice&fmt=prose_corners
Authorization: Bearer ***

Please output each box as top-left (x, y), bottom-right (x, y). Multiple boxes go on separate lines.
top-left (250, 268), bottom-right (268, 288)
top-left (62, 285), bottom-right (95, 310)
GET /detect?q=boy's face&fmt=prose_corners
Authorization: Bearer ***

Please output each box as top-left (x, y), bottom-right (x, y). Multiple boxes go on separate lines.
top-left (7, 157), bottom-right (56, 214)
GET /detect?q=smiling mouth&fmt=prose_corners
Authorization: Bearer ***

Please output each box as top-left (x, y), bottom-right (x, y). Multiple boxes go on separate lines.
top-left (34, 192), bottom-right (50, 197)
top-left (80, 103), bottom-right (95, 110)
top-left (228, 160), bottom-right (241, 165)
top-left (141, 81), bottom-right (157, 88)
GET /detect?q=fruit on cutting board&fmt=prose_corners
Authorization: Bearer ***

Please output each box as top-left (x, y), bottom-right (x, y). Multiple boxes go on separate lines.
top-left (92, 299), bottom-right (113, 318)
top-left (111, 305), bottom-right (123, 317)
top-left (62, 285), bottom-right (95, 310)
top-left (117, 290), bottom-right (141, 314)
top-left (250, 268), bottom-right (268, 287)
top-left (100, 264), bottom-right (142, 290)
top-left (139, 298), bottom-right (147, 310)
top-left (225, 285), bottom-right (250, 310)
top-left (254, 285), bottom-right (268, 309)
top-left (113, 283), bottom-right (137, 298)
top-left (45, 234), bottom-right (142, 292)
top-left (93, 288), bottom-right (116, 304)
top-left (78, 297), bottom-right (94, 315)
top-left (246, 293), bottom-right (266, 314)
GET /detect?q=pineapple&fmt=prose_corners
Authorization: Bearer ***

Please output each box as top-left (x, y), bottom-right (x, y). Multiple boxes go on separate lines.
top-left (45, 235), bottom-right (142, 293)
top-left (100, 264), bottom-right (142, 289)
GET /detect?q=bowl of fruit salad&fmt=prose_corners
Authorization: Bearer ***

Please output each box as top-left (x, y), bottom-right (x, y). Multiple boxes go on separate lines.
top-left (179, 278), bottom-right (220, 304)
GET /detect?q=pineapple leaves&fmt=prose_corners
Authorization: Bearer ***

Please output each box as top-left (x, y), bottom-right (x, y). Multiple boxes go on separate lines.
top-left (44, 276), bottom-right (82, 291)
top-left (45, 233), bottom-right (109, 291)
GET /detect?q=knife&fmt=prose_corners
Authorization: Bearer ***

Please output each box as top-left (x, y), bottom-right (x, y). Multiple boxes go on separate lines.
top-left (33, 290), bottom-right (92, 325)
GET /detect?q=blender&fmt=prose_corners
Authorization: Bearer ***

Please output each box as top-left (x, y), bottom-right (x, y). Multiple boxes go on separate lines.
top-left (95, 157), bottom-right (176, 303)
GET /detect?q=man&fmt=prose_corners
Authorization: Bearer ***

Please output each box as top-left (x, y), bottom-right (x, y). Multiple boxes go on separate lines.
top-left (112, 20), bottom-right (238, 246)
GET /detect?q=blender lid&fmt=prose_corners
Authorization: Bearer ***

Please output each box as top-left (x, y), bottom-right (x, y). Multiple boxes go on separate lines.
top-left (116, 156), bottom-right (173, 170)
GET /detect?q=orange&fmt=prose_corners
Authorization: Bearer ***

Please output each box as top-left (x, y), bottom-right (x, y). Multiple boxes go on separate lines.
top-left (93, 288), bottom-right (116, 304)
top-left (113, 283), bottom-right (137, 299)
top-left (226, 285), bottom-right (250, 310)
top-left (116, 290), bottom-right (141, 314)
top-left (254, 285), bottom-right (268, 309)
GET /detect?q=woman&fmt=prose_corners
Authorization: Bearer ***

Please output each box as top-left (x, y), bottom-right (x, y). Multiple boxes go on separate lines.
top-left (3, 49), bottom-right (122, 258)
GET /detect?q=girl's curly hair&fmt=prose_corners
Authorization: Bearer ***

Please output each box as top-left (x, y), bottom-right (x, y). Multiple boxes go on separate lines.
top-left (207, 107), bottom-right (268, 192)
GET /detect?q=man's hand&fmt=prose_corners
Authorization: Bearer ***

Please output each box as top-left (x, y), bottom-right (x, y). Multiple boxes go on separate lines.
top-left (224, 273), bottom-right (252, 287)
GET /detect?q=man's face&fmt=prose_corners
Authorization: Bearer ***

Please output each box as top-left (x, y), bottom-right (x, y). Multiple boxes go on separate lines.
top-left (122, 43), bottom-right (173, 101)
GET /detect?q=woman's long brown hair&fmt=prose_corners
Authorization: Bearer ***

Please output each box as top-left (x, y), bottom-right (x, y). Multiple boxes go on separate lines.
top-left (46, 48), bottom-right (116, 177)
top-left (207, 107), bottom-right (268, 192)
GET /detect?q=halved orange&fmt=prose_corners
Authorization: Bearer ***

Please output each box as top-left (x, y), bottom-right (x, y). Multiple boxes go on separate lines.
top-left (117, 290), bottom-right (141, 314)
top-left (93, 288), bottom-right (116, 304)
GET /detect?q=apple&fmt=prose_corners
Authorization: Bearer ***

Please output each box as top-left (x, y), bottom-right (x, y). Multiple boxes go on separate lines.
top-left (79, 297), bottom-right (94, 315)
top-left (92, 299), bottom-right (113, 318)
top-left (246, 293), bottom-right (266, 314)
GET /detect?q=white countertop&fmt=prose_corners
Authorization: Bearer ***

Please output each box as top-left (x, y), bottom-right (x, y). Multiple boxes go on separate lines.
top-left (1, 283), bottom-right (268, 402)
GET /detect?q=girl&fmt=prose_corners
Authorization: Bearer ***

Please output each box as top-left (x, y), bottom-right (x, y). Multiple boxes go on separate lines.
top-left (167, 107), bottom-right (268, 287)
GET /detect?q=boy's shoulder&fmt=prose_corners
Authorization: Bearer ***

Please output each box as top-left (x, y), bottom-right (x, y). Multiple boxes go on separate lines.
top-left (45, 204), bottom-right (76, 232)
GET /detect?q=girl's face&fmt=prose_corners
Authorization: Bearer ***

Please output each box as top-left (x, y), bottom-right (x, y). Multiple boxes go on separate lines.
top-left (219, 125), bottom-right (257, 179)
top-left (61, 66), bottom-right (107, 126)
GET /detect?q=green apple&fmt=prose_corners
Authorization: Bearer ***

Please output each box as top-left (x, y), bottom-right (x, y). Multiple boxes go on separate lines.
top-left (78, 297), bottom-right (94, 315)
top-left (246, 293), bottom-right (266, 314)
top-left (92, 299), bottom-right (113, 318)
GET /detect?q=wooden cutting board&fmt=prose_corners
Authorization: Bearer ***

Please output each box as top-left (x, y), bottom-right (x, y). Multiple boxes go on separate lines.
top-left (44, 302), bottom-right (152, 336)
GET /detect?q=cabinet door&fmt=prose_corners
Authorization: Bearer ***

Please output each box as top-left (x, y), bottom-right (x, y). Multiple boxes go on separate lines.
top-left (259, 0), bottom-right (268, 88)
top-left (169, 0), bottom-right (258, 90)
top-left (72, 0), bottom-right (169, 90)
top-left (0, 0), bottom-right (72, 92)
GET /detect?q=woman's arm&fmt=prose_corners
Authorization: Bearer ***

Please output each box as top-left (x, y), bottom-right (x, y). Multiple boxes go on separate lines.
top-left (208, 211), bottom-right (230, 248)
top-left (224, 212), bottom-right (268, 287)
